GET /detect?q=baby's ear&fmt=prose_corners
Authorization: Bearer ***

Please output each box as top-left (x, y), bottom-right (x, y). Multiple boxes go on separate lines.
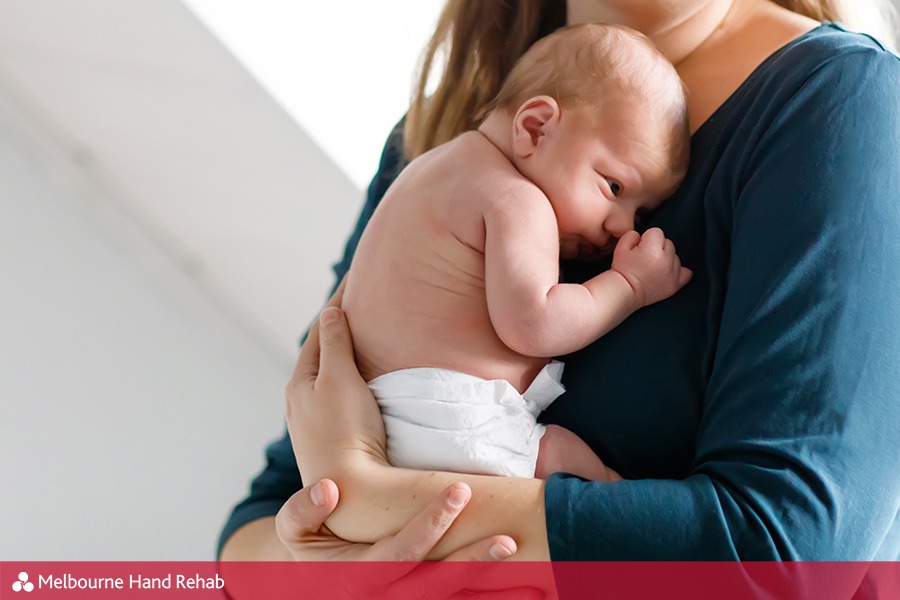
top-left (511, 95), bottom-right (560, 158)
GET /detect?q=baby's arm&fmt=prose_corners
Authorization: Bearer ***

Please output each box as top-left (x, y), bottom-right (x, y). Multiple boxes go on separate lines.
top-left (483, 190), bottom-right (691, 357)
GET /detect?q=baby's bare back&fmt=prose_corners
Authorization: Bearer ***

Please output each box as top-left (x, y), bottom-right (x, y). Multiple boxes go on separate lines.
top-left (342, 132), bottom-right (547, 392)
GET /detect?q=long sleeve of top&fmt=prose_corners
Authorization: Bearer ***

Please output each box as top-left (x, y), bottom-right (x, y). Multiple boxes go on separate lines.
top-left (219, 25), bottom-right (900, 564)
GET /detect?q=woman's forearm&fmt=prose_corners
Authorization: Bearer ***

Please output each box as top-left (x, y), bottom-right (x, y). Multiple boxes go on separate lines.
top-left (220, 517), bottom-right (293, 560)
top-left (326, 460), bottom-right (551, 560)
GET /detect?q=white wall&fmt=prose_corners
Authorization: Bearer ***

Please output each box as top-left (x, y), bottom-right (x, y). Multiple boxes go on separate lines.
top-left (0, 86), bottom-right (287, 560)
top-left (181, 0), bottom-right (446, 190)
top-left (0, 0), bottom-right (365, 560)
top-left (0, 0), bottom-right (363, 366)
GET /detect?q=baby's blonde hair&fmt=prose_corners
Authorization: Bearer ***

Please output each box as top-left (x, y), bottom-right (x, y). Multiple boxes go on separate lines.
top-left (480, 23), bottom-right (690, 179)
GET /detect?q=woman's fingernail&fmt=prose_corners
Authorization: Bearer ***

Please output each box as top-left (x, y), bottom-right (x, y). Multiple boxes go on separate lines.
top-left (310, 482), bottom-right (326, 507)
top-left (490, 542), bottom-right (513, 560)
top-left (447, 486), bottom-right (469, 509)
top-left (319, 308), bottom-right (340, 327)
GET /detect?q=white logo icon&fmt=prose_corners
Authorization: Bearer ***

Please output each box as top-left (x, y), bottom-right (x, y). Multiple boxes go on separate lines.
top-left (12, 572), bottom-right (34, 592)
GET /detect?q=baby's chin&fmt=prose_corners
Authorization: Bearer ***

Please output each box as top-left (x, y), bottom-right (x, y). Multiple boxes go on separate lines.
top-left (559, 234), bottom-right (614, 261)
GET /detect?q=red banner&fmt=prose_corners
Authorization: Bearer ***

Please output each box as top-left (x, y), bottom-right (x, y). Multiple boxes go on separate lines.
top-left (2, 561), bottom-right (898, 599)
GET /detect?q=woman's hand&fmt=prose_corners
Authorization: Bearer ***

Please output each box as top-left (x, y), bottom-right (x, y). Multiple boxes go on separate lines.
top-left (274, 478), bottom-right (538, 599)
top-left (285, 279), bottom-right (388, 485)
top-left (282, 279), bottom-right (547, 562)
top-left (276, 477), bottom-right (515, 561)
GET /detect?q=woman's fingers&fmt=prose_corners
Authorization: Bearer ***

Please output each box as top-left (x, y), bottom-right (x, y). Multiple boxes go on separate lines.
top-left (386, 534), bottom-right (526, 600)
top-left (316, 307), bottom-right (363, 388)
top-left (326, 275), bottom-right (348, 309)
top-left (375, 483), bottom-right (472, 562)
top-left (291, 317), bottom-right (322, 391)
top-left (274, 479), bottom-right (340, 548)
top-left (359, 483), bottom-right (475, 592)
top-left (288, 277), bottom-right (345, 391)
top-left (443, 535), bottom-right (517, 562)
top-left (289, 303), bottom-right (356, 399)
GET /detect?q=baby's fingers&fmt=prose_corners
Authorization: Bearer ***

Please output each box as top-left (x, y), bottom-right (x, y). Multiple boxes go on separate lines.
top-left (664, 238), bottom-right (675, 257)
top-left (616, 230), bottom-right (641, 252)
top-left (613, 231), bottom-right (641, 265)
top-left (640, 227), bottom-right (666, 249)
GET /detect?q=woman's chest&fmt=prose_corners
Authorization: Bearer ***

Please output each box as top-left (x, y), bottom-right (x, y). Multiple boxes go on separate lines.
top-left (543, 155), bottom-right (736, 479)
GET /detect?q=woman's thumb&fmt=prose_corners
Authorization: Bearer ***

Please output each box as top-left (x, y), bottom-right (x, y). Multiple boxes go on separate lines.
top-left (275, 480), bottom-right (339, 544)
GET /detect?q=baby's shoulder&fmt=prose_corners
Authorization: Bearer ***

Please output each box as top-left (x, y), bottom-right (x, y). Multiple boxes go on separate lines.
top-left (476, 170), bottom-right (546, 212)
top-left (438, 133), bottom-right (548, 210)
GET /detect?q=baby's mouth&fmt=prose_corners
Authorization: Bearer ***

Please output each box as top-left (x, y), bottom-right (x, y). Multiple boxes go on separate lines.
top-left (594, 236), bottom-right (617, 255)
top-left (560, 235), bottom-right (614, 261)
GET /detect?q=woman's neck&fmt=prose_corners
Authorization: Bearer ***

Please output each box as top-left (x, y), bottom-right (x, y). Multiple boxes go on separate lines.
top-left (565, 0), bottom-right (750, 65)
top-left (564, 0), bottom-right (817, 133)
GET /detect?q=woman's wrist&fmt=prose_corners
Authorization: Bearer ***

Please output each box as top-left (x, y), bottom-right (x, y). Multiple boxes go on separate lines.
top-left (297, 433), bottom-right (390, 491)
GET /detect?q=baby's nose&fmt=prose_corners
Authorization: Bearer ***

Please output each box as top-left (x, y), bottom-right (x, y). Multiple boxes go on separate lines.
top-left (605, 210), bottom-right (635, 239)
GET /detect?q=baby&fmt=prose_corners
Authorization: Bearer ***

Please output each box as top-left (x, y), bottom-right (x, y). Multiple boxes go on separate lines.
top-left (341, 23), bottom-right (691, 481)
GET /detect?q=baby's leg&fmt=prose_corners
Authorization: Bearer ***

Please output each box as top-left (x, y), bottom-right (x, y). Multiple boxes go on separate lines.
top-left (534, 424), bottom-right (622, 481)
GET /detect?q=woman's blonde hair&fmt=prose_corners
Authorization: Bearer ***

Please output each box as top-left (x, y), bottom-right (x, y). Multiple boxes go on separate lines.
top-left (772, 0), bottom-right (897, 47)
top-left (403, 0), bottom-right (897, 161)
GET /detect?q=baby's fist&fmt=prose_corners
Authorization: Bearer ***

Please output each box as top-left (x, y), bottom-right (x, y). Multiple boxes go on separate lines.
top-left (611, 229), bottom-right (692, 308)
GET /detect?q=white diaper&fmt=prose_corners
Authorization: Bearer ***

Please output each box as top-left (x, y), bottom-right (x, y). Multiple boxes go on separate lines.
top-left (368, 361), bottom-right (565, 478)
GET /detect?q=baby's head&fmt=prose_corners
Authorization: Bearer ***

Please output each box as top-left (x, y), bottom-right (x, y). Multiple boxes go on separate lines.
top-left (482, 23), bottom-right (689, 252)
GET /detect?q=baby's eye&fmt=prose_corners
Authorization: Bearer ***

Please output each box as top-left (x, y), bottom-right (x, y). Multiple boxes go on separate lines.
top-left (607, 179), bottom-right (622, 197)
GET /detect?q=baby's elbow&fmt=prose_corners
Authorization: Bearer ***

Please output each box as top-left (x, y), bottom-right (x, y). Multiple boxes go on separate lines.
top-left (495, 312), bottom-right (556, 358)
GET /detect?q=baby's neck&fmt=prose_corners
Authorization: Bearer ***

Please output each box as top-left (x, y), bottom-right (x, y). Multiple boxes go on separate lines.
top-left (476, 112), bottom-right (516, 163)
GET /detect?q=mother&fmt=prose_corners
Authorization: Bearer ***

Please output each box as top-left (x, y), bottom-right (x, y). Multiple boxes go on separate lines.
top-left (221, 0), bottom-right (900, 577)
